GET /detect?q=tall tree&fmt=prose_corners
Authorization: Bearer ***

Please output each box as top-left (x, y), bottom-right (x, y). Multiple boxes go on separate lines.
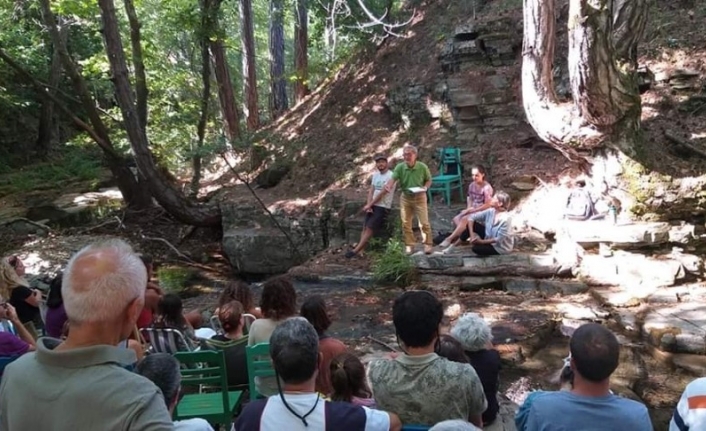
top-left (240, 0), bottom-right (259, 130)
top-left (97, 0), bottom-right (221, 226)
top-left (35, 23), bottom-right (63, 158)
top-left (192, 0), bottom-right (214, 196)
top-left (294, 0), bottom-right (309, 102)
top-left (269, 0), bottom-right (288, 119)
top-left (522, 0), bottom-right (648, 160)
top-left (38, 0), bottom-right (153, 209)
top-left (207, 0), bottom-right (241, 143)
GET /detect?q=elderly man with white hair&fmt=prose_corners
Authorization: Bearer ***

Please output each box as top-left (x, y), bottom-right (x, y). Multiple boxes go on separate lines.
top-left (0, 239), bottom-right (173, 431)
top-left (430, 420), bottom-right (482, 431)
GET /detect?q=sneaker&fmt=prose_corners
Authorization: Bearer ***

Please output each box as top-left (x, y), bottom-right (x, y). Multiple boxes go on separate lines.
top-left (424, 245), bottom-right (433, 255)
top-left (441, 244), bottom-right (456, 254)
top-left (405, 246), bottom-right (414, 255)
top-left (344, 250), bottom-right (357, 259)
top-left (439, 239), bottom-right (451, 248)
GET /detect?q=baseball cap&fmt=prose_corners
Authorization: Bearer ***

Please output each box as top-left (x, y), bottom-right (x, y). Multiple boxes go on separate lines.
top-left (373, 153), bottom-right (387, 161)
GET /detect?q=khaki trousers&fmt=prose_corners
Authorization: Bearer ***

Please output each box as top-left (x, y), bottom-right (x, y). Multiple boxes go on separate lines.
top-left (400, 193), bottom-right (433, 246)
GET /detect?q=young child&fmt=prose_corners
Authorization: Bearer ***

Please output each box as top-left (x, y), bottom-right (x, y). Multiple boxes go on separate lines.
top-left (330, 353), bottom-right (376, 408)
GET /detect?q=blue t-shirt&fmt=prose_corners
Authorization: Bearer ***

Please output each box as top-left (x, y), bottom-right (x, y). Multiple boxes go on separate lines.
top-left (515, 391), bottom-right (653, 431)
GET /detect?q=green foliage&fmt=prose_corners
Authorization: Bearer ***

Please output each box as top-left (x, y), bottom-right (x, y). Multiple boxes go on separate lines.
top-left (371, 237), bottom-right (417, 287)
top-left (157, 266), bottom-right (197, 293)
top-left (0, 145), bottom-right (103, 195)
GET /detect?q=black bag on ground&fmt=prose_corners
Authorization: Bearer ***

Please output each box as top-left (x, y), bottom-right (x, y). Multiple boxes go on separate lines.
top-left (433, 231), bottom-right (452, 245)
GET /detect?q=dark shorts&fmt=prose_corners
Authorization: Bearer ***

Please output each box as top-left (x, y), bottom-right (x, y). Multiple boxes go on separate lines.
top-left (364, 206), bottom-right (390, 233)
top-left (460, 221), bottom-right (485, 242)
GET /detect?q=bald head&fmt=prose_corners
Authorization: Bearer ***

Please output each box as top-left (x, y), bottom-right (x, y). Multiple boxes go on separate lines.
top-left (63, 239), bottom-right (146, 324)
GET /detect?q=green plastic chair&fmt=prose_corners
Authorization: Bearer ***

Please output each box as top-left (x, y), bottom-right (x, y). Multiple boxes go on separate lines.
top-left (173, 350), bottom-right (243, 428)
top-left (246, 342), bottom-right (276, 400)
top-left (427, 147), bottom-right (464, 205)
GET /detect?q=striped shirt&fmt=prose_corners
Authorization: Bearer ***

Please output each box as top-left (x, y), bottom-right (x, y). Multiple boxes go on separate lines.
top-left (671, 377), bottom-right (706, 431)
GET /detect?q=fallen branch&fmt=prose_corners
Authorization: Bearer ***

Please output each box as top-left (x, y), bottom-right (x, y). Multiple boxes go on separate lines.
top-left (367, 335), bottom-right (399, 352)
top-left (141, 235), bottom-right (196, 263)
top-left (424, 264), bottom-right (573, 278)
top-left (664, 130), bottom-right (706, 159)
top-left (1, 218), bottom-right (51, 232)
top-left (82, 216), bottom-right (124, 232)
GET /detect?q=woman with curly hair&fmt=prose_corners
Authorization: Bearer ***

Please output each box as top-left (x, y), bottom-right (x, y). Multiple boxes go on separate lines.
top-left (217, 280), bottom-right (262, 319)
top-left (450, 313), bottom-right (501, 429)
top-left (247, 276), bottom-right (297, 396)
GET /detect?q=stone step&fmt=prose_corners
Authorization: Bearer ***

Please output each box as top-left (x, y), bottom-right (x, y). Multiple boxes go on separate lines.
top-left (420, 274), bottom-right (590, 296)
top-left (412, 252), bottom-right (571, 278)
top-left (579, 251), bottom-right (686, 289)
top-left (560, 220), bottom-right (670, 246)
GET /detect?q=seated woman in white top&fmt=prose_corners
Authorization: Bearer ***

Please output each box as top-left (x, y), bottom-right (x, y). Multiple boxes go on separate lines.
top-left (465, 191), bottom-right (514, 256)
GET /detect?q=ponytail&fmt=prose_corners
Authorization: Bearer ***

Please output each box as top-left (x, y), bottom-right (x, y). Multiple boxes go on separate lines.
top-left (330, 356), bottom-right (353, 402)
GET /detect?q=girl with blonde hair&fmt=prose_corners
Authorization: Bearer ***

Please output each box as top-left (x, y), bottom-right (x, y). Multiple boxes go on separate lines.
top-left (1, 256), bottom-right (41, 339)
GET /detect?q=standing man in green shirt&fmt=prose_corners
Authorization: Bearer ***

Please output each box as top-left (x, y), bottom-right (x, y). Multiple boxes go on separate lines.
top-left (385, 144), bottom-right (434, 254)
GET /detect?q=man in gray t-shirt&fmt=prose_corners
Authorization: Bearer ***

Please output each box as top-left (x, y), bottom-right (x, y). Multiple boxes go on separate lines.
top-left (345, 153), bottom-right (396, 258)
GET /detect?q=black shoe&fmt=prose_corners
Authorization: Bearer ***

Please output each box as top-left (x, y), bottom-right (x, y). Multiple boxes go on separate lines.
top-left (344, 250), bottom-right (357, 259)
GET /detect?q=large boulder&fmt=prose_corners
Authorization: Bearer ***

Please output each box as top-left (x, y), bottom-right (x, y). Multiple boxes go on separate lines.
top-left (221, 201), bottom-right (326, 274)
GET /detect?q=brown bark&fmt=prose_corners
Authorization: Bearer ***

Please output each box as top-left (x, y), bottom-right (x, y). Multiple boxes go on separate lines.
top-left (240, 0), bottom-right (259, 130)
top-left (269, 0), bottom-right (288, 119)
top-left (35, 28), bottom-right (63, 158)
top-left (38, 0), bottom-right (152, 209)
top-left (612, 0), bottom-right (649, 66)
top-left (294, 0), bottom-right (309, 102)
top-left (192, 8), bottom-right (211, 197)
top-left (123, 0), bottom-right (148, 130)
top-left (210, 40), bottom-right (241, 142)
top-left (97, 0), bottom-right (221, 227)
top-left (521, 0), bottom-right (648, 158)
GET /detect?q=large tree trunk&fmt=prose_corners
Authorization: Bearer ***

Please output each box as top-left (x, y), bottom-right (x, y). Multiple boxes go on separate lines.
top-left (521, 0), bottom-right (648, 158)
top-left (269, 0), bottom-right (288, 119)
top-left (123, 0), bottom-right (148, 131)
top-left (240, 0), bottom-right (259, 130)
top-left (294, 0), bottom-right (309, 102)
top-left (39, 0), bottom-right (152, 209)
top-left (97, 0), bottom-right (221, 227)
top-left (211, 40), bottom-right (241, 142)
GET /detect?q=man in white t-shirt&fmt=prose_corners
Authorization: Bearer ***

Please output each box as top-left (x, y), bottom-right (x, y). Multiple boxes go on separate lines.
top-left (234, 317), bottom-right (401, 431)
top-left (346, 153), bottom-right (396, 258)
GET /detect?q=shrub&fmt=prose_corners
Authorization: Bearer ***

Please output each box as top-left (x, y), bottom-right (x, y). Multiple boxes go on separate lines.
top-left (371, 237), bottom-right (418, 287)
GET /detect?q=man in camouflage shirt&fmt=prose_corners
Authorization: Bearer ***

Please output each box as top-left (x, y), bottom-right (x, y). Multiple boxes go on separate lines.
top-left (368, 291), bottom-right (487, 427)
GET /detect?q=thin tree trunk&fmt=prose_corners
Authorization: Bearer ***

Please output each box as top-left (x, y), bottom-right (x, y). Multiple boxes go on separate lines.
top-left (294, 0), bottom-right (309, 102)
top-left (39, 0), bottom-right (152, 209)
top-left (612, 0), bottom-right (649, 66)
top-left (97, 0), bottom-right (221, 227)
top-left (240, 0), bottom-right (259, 130)
top-left (269, 0), bottom-right (288, 119)
top-left (35, 26), bottom-right (63, 158)
top-left (123, 0), bottom-right (148, 130)
top-left (192, 4), bottom-right (212, 197)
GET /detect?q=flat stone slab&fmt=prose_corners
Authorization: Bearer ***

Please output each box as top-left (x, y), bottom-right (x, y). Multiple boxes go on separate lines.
top-left (415, 252), bottom-right (569, 279)
top-left (643, 303), bottom-right (706, 354)
top-left (419, 274), bottom-right (589, 296)
top-left (561, 220), bottom-right (670, 246)
top-left (579, 251), bottom-right (685, 288)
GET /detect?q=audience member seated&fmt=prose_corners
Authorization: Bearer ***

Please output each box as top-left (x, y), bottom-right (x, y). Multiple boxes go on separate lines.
top-left (153, 293), bottom-right (198, 351)
top-left (515, 323), bottom-right (652, 431)
top-left (368, 291), bottom-right (487, 427)
top-left (217, 280), bottom-right (262, 319)
top-left (0, 303), bottom-right (36, 375)
top-left (136, 254), bottom-right (162, 331)
top-left (234, 317), bottom-right (401, 431)
top-left (0, 239), bottom-right (173, 429)
top-left (136, 353), bottom-right (215, 431)
top-left (205, 300), bottom-right (249, 388)
top-left (1, 256), bottom-right (41, 339)
top-left (248, 276), bottom-right (298, 397)
top-left (441, 192), bottom-right (514, 256)
top-left (450, 313), bottom-right (501, 429)
top-left (300, 295), bottom-right (347, 395)
top-left (430, 420), bottom-right (482, 431)
top-left (670, 377), bottom-right (706, 431)
top-left (330, 352), bottom-right (377, 408)
top-left (44, 273), bottom-right (68, 339)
